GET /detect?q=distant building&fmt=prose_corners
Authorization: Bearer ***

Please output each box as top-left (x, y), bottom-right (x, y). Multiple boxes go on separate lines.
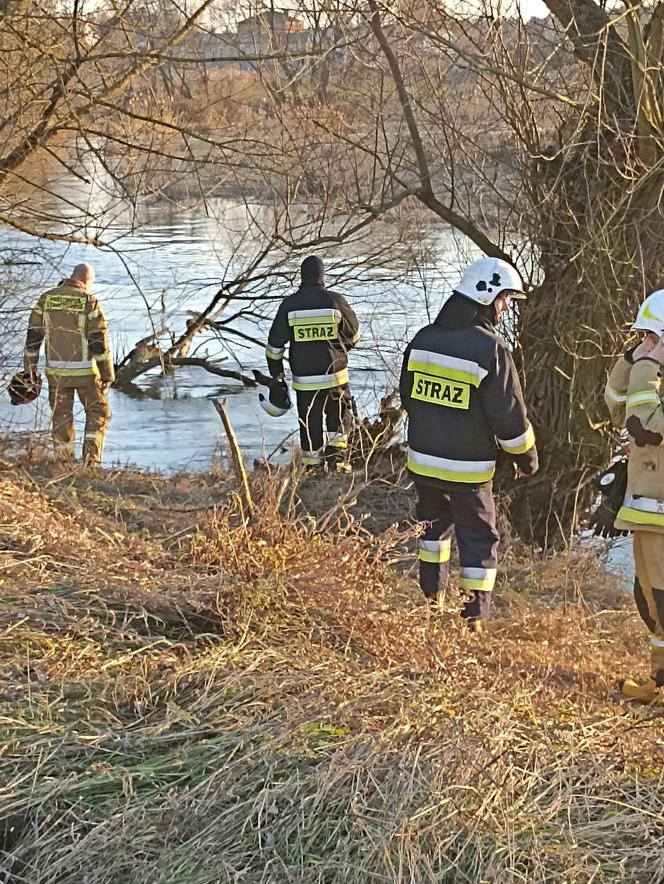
top-left (236, 9), bottom-right (308, 69)
top-left (237, 10), bottom-right (304, 38)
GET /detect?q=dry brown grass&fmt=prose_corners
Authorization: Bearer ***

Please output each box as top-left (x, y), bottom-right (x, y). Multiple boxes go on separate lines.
top-left (0, 459), bottom-right (662, 883)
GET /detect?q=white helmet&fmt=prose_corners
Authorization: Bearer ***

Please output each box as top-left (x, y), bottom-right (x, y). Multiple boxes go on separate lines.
top-left (454, 257), bottom-right (526, 306)
top-left (632, 289), bottom-right (664, 335)
top-left (253, 370), bottom-right (292, 417)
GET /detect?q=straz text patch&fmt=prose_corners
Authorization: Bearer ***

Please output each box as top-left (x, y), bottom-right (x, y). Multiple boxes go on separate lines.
top-left (45, 295), bottom-right (86, 312)
top-left (292, 321), bottom-right (338, 342)
top-left (411, 372), bottom-right (470, 409)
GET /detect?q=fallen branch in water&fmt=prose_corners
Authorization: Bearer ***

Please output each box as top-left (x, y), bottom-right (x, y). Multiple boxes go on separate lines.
top-left (114, 355), bottom-right (256, 389)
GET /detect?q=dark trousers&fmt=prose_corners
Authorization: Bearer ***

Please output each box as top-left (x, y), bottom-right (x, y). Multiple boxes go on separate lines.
top-left (296, 386), bottom-right (351, 465)
top-left (415, 482), bottom-right (500, 621)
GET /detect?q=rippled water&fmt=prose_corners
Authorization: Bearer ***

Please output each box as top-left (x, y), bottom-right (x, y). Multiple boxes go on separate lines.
top-left (0, 170), bottom-right (474, 471)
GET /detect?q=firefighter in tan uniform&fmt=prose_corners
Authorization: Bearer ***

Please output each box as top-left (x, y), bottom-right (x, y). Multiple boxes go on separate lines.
top-left (23, 263), bottom-right (114, 464)
top-left (605, 289), bottom-right (664, 704)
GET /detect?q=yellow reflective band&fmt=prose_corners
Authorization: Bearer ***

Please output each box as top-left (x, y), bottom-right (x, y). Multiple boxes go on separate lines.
top-left (292, 369), bottom-right (349, 391)
top-left (265, 345), bottom-right (285, 360)
top-left (459, 577), bottom-right (495, 592)
top-left (627, 391), bottom-right (660, 408)
top-left (45, 294), bottom-right (86, 312)
top-left (459, 568), bottom-right (496, 592)
top-left (95, 353), bottom-right (110, 362)
top-left (407, 449), bottom-right (495, 484)
top-left (606, 385), bottom-right (627, 404)
top-left (418, 539), bottom-right (451, 564)
top-left (407, 359), bottom-right (482, 389)
top-left (498, 424), bottom-right (536, 455)
top-left (46, 366), bottom-right (98, 377)
top-left (301, 453), bottom-right (324, 465)
top-left (327, 433), bottom-right (348, 449)
top-left (616, 505), bottom-right (664, 527)
top-left (411, 372), bottom-right (470, 410)
top-left (288, 309), bottom-right (341, 325)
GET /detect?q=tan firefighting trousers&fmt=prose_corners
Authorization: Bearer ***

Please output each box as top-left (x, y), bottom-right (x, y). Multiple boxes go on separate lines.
top-left (632, 531), bottom-right (664, 684)
top-left (48, 380), bottom-right (111, 465)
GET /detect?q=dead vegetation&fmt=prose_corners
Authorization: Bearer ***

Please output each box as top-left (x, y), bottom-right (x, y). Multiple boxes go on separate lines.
top-left (0, 458), bottom-right (662, 883)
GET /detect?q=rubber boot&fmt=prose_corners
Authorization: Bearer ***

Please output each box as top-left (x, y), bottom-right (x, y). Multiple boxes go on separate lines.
top-left (619, 676), bottom-right (661, 704)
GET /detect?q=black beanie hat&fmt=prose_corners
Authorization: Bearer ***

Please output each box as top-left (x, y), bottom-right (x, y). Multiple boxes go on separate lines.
top-left (301, 255), bottom-right (324, 285)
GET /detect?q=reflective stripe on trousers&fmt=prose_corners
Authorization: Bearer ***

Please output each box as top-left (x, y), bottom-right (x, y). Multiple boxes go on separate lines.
top-left (296, 387), bottom-right (350, 467)
top-left (48, 380), bottom-right (111, 465)
top-left (415, 482), bottom-right (499, 621)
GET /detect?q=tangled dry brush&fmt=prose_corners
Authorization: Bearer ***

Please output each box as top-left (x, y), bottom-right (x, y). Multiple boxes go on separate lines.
top-left (0, 461), bottom-right (662, 883)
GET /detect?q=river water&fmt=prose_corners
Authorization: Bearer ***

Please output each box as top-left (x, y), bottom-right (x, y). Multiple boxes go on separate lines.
top-left (0, 170), bottom-right (635, 588)
top-left (0, 169), bottom-right (478, 472)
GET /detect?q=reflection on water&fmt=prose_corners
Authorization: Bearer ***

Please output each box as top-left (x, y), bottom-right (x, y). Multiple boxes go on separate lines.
top-left (0, 170), bottom-right (475, 472)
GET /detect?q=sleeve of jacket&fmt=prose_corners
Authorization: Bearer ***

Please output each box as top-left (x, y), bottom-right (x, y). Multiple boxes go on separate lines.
top-left (335, 294), bottom-right (361, 350)
top-left (87, 296), bottom-right (115, 383)
top-left (399, 343), bottom-right (413, 416)
top-left (479, 343), bottom-right (538, 475)
top-left (23, 295), bottom-right (46, 372)
top-left (265, 301), bottom-right (289, 379)
top-left (624, 358), bottom-right (664, 446)
top-left (604, 355), bottom-right (632, 428)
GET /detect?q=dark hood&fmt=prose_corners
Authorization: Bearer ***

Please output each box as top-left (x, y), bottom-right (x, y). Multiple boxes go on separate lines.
top-left (300, 255), bottom-right (325, 286)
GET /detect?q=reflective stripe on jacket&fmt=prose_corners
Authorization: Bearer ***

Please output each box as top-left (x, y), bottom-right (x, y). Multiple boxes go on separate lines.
top-left (606, 356), bottom-right (664, 534)
top-left (265, 284), bottom-right (360, 391)
top-left (400, 314), bottom-right (537, 490)
top-left (24, 279), bottom-right (114, 385)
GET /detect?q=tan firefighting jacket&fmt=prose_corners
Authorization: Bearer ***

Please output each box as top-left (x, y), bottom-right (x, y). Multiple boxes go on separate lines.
top-left (24, 278), bottom-right (114, 388)
top-left (605, 355), bottom-right (664, 533)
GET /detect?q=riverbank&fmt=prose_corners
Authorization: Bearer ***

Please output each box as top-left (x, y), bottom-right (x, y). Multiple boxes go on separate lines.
top-left (1, 458), bottom-right (662, 882)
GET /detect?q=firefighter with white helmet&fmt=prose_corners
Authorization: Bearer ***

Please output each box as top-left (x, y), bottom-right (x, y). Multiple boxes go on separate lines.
top-left (400, 256), bottom-right (538, 628)
top-left (23, 263), bottom-right (114, 464)
top-left (604, 288), bottom-right (664, 703)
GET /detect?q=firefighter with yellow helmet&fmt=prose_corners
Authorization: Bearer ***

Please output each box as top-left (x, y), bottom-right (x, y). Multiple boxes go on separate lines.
top-left (604, 289), bottom-right (664, 703)
top-left (23, 263), bottom-right (114, 464)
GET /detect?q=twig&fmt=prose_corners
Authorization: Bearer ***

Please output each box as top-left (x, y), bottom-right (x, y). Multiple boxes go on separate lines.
top-left (211, 399), bottom-right (253, 521)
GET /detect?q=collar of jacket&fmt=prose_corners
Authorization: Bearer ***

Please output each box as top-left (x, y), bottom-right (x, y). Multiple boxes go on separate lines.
top-left (296, 283), bottom-right (326, 296)
top-left (58, 278), bottom-right (87, 291)
top-left (435, 293), bottom-right (497, 331)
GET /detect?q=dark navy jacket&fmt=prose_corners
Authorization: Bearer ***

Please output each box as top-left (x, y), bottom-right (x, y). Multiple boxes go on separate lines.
top-left (266, 284), bottom-right (360, 392)
top-left (400, 309), bottom-right (538, 490)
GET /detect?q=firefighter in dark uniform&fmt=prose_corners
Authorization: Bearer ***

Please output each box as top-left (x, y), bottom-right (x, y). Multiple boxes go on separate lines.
top-left (265, 256), bottom-right (360, 471)
top-left (400, 257), bottom-right (539, 627)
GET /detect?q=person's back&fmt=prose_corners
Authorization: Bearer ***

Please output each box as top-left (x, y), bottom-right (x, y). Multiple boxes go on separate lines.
top-left (400, 257), bottom-right (538, 627)
top-left (265, 256), bottom-right (360, 470)
top-left (403, 316), bottom-right (531, 486)
top-left (24, 264), bottom-right (114, 463)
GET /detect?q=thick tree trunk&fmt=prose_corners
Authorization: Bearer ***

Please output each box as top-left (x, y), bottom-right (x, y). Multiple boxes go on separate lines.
top-left (507, 213), bottom-right (664, 547)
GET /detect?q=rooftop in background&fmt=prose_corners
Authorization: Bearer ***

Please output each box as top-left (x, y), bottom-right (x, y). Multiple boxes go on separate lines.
top-left (238, 10), bottom-right (304, 35)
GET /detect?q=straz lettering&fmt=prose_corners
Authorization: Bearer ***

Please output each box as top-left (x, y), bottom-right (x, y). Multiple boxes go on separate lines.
top-left (45, 295), bottom-right (86, 312)
top-left (293, 322), bottom-right (338, 342)
top-left (411, 372), bottom-right (470, 410)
